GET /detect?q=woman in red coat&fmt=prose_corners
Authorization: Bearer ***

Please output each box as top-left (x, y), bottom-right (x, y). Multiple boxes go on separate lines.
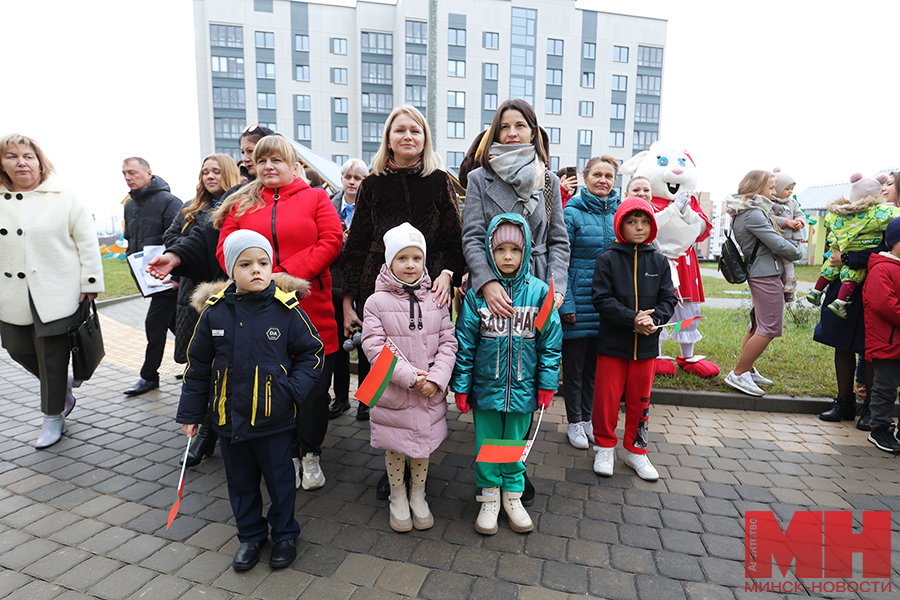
top-left (214, 135), bottom-right (342, 491)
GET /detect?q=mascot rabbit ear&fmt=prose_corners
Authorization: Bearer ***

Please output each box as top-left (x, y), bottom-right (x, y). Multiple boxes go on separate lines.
top-left (620, 151), bottom-right (649, 176)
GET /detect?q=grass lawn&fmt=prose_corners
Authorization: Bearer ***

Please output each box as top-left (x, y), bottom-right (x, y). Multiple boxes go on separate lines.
top-left (98, 258), bottom-right (139, 301)
top-left (699, 264), bottom-right (820, 298)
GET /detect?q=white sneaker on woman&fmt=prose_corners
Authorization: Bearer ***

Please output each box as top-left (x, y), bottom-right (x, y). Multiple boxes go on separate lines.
top-left (624, 451), bottom-right (659, 481)
top-left (566, 422), bottom-right (589, 449)
top-left (750, 367), bottom-right (774, 387)
top-left (725, 370), bottom-right (765, 397)
top-left (593, 447), bottom-right (615, 477)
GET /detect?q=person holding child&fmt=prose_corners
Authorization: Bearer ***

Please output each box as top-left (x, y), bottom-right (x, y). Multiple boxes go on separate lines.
top-left (361, 223), bottom-right (458, 532)
top-left (770, 168), bottom-right (805, 302)
top-left (176, 230), bottom-right (324, 571)
top-left (451, 213), bottom-right (562, 536)
top-left (591, 197), bottom-right (676, 481)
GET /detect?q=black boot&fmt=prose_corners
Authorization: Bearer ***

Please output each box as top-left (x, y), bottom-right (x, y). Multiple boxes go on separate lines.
top-left (819, 395), bottom-right (856, 422)
top-left (185, 423), bottom-right (218, 467)
top-left (856, 397), bottom-right (872, 431)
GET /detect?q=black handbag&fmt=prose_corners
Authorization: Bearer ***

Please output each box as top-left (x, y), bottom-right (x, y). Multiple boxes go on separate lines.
top-left (718, 230), bottom-right (760, 285)
top-left (68, 300), bottom-right (105, 382)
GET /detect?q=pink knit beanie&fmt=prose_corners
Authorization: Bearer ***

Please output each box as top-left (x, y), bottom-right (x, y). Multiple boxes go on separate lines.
top-left (491, 222), bottom-right (525, 251)
top-left (849, 172), bottom-right (888, 202)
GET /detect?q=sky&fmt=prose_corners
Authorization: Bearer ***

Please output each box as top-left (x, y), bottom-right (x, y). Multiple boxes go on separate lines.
top-left (3, 1), bottom-right (898, 234)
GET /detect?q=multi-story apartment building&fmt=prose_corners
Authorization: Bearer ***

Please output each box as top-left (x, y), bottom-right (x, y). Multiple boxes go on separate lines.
top-left (194, 0), bottom-right (666, 182)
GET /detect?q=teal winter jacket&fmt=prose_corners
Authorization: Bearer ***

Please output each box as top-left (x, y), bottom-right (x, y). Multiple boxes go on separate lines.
top-left (450, 213), bottom-right (562, 413)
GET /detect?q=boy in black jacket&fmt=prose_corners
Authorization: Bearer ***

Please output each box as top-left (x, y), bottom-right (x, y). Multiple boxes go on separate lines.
top-left (591, 197), bottom-right (676, 481)
top-left (177, 230), bottom-right (323, 571)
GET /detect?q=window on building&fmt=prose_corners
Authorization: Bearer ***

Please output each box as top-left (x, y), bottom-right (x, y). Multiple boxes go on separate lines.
top-left (330, 38), bottom-right (347, 54)
top-left (333, 154), bottom-right (349, 165)
top-left (484, 93), bottom-right (498, 110)
top-left (362, 150), bottom-right (376, 166)
top-left (609, 132), bottom-right (624, 147)
top-left (448, 28), bottom-right (466, 46)
top-left (448, 60), bottom-right (466, 77)
top-left (257, 92), bottom-right (276, 109)
top-left (635, 103), bottom-right (660, 123)
top-left (610, 103), bottom-right (626, 119)
top-left (333, 97), bottom-right (348, 113)
top-left (214, 117), bottom-right (245, 139)
top-left (633, 130), bottom-right (658, 149)
top-left (333, 126), bottom-right (348, 142)
top-left (447, 91), bottom-right (466, 108)
top-left (331, 67), bottom-right (348, 84)
top-left (361, 32), bottom-right (392, 54)
top-left (547, 38), bottom-right (563, 55)
top-left (447, 121), bottom-right (465, 138)
top-left (361, 62), bottom-right (392, 84)
top-left (406, 53), bottom-right (426, 76)
top-left (295, 95), bottom-right (310, 111)
top-left (447, 152), bottom-right (464, 168)
top-left (612, 75), bottom-right (627, 91)
top-left (581, 72), bottom-right (595, 88)
top-left (511, 6), bottom-right (537, 46)
top-left (547, 127), bottom-right (560, 144)
top-left (293, 65), bottom-right (309, 81)
top-left (579, 130), bottom-right (592, 146)
top-left (613, 46), bottom-right (629, 62)
top-left (210, 24), bottom-right (243, 48)
top-left (405, 85), bottom-right (426, 108)
top-left (579, 101), bottom-right (594, 117)
top-left (211, 56), bottom-right (244, 78)
top-left (362, 92), bottom-right (393, 113)
top-left (255, 31), bottom-right (274, 49)
top-left (297, 124), bottom-right (311, 141)
top-left (217, 147), bottom-right (242, 163)
top-left (484, 32), bottom-right (499, 49)
top-left (550, 156), bottom-right (559, 172)
top-left (259, 122), bottom-right (276, 130)
top-left (545, 98), bottom-right (561, 115)
top-left (578, 157), bottom-right (590, 171)
top-left (483, 63), bottom-right (498, 80)
top-left (638, 46), bottom-right (663, 67)
top-left (510, 47), bottom-right (535, 104)
top-left (294, 34), bottom-right (309, 51)
top-left (213, 87), bottom-right (245, 109)
top-left (636, 75), bottom-right (662, 96)
top-left (257, 62), bottom-right (275, 79)
top-left (406, 20), bottom-right (427, 44)
top-left (583, 42), bottom-right (596, 59)
top-left (546, 69), bottom-right (562, 85)
top-left (362, 122), bottom-right (382, 142)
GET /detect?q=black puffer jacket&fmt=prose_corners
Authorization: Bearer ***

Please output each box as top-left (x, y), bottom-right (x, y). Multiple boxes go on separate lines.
top-left (123, 175), bottom-right (182, 255)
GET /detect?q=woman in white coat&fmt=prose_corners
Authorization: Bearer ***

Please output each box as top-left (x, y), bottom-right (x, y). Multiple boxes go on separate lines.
top-left (0, 134), bottom-right (104, 448)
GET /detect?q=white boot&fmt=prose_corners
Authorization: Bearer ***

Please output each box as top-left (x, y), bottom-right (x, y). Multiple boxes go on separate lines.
top-left (475, 487), bottom-right (500, 535)
top-left (36, 414), bottom-right (66, 449)
top-left (408, 483), bottom-right (433, 530)
top-left (502, 490), bottom-right (534, 533)
top-left (389, 485), bottom-right (412, 532)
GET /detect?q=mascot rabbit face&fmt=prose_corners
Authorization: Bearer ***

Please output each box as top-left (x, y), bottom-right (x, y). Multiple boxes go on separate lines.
top-left (620, 142), bottom-right (699, 202)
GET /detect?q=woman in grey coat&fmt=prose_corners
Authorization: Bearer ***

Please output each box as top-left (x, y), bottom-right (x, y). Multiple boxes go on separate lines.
top-left (724, 170), bottom-right (803, 396)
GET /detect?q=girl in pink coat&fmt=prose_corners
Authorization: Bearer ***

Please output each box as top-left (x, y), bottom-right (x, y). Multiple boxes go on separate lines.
top-left (362, 223), bottom-right (457, 533)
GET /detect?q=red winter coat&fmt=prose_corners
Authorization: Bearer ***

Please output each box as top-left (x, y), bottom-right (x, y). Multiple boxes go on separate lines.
top-left (863, 252), bottom-right (900, 361)
top-left (650, 196), bottom-right (712, 302)
top-left (217, 177), bottom-right (343, 354)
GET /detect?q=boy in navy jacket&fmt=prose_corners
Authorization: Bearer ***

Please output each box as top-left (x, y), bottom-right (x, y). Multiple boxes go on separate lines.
top-left (591, 197), bottom-right (676, 481)
top-left (177, 230), bottom-right (323, 571)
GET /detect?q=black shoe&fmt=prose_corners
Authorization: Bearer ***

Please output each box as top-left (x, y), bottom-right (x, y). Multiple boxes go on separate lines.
top-left (356, 403), bottom-right (370, 421)
top-left (328, 397), bottom-right (351, 420)
top-left (123, 378), bottom-right (160, 396)
top-left (269, 539), bottom-right (297, 569)
top-left (868, 426), bottom-right (900, 453)
top-left (233, 539), bottom-right (266, 571)
top-left (856, 399), bottom-right (872, 431)
top-left (184, 424), bottom-right (218, 468)
top-left (376, 471), bottom-right (390, 500)
top-left (521, 474), bottom-right (535, 507)
top-left (819, 395), bottom-right (856, 422)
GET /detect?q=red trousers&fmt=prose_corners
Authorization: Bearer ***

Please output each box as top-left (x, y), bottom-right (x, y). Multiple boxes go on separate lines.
top-left (591, 355), bottom-right (654, 454)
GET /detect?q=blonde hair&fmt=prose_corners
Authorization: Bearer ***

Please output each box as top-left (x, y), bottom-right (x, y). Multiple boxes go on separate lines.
top-left (737, 170), bottom-right (774, 198)
top-left (626, 176), bottom-right (651, 193)
top-left (341, 157), bottom-right (368, 178)
top-left (182, 155), bottom-right (241, 232)
top-left (370, 105), bottom-right (442, 176)
top-left (0, 134), bottom-right (54, 189)
top-left (213, 136), bottom-right (305, 229)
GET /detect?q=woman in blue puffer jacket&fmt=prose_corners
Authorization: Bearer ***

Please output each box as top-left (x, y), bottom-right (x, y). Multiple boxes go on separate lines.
top-left (559, 156), bottom-right (621, 449)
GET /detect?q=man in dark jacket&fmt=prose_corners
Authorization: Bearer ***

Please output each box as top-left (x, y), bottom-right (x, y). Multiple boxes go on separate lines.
top-left (122, 157), bottom-right (182, 395)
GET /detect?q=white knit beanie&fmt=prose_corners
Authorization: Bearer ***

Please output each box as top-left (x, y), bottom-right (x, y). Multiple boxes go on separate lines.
top-left (222, 230), bottom-right (273, 278)
top-left (383, 222), bottom-right (427, 267)
top-left (848, 172), bottom-right (887, 203)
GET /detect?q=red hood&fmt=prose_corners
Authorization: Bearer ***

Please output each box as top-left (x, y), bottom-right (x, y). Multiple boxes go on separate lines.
top-left (868, 251), bottom-right (900, 271)
top-left (259, 177), bottom-right (310, 199)
top-left (613, 197), bottom-right (659, 244)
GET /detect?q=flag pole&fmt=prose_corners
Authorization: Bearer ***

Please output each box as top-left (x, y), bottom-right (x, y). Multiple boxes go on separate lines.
top-left (386, 337), bottom-right (418, 373)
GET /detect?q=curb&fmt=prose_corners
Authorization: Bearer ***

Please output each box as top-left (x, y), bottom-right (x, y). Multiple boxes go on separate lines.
top-left (96, 294), bottom-right (143, 307)
top-left (649, 388), bottom-right (834, 415)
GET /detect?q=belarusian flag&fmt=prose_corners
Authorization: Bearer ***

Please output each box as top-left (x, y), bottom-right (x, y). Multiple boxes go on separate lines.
top-left (534, 278), bottom-right (555, 333)
top-left (354, 344), bottom-right (398, 407)
top-left (665, 316), bottom-right (704, 333)
top-left (476, 439), bottom-right (528, 463)
top-left (167, 437), bottom-right (192, 530)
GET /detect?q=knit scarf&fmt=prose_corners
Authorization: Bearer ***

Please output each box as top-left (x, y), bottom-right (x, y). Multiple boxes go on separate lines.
top-left (488, 143), bottom-right (544, 218)
top-left (386, 157), bottom-right (423, 175)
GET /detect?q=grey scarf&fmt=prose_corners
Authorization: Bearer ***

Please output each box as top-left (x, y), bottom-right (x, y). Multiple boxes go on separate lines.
top-left (488, 143), bottom-right (544, 217)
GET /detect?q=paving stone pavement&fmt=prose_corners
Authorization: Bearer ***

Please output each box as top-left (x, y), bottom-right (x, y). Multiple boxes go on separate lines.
top-left (0, 302), bottom-right (898, 599)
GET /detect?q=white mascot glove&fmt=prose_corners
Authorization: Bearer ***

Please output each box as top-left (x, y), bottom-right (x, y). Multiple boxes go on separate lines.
top-left (674, 189), bottom-right (692, 214)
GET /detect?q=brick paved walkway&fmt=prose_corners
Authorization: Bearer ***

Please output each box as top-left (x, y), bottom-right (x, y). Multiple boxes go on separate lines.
top-left (0, 302), bottom-right (898, 599)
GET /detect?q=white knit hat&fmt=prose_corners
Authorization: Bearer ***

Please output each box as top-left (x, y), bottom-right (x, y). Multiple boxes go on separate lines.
top-left (222, 230), bottom-right (273, 278)
top-left (383, 222), bottom-right (427, 267)
top-left (848, 172), bottom-right (887, 203)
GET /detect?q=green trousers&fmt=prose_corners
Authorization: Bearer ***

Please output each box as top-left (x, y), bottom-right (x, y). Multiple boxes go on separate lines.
top-left (473, 409), bottom-right (532, 492)
top-left (0, 322), bottom-right (70, 415)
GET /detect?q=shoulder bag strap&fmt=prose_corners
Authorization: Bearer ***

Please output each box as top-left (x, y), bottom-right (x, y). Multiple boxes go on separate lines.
top-left (543, 170), bottom-right (553, 222)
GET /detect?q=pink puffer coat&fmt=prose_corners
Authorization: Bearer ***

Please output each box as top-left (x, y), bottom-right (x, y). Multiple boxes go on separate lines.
top-left (362, 265), bottom-right (457, 458)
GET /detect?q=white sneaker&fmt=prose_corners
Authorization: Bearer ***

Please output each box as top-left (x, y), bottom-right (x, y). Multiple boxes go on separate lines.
top-left (593, 447), bottom-right (615, 477)
top-left (566, 422), bottom-right (589, 449)
top-left (725, 370), bottom-right (765, 397)
top-left (501, 490), bottom-right (533, 533)
top-left (750, 367), bottom-right (774, 387)
top-left (624, 451), bottom-right (659, 481)
top-left (301, 453), bottom-right (325, 490)
top-left (475, 487), bottom-right (500, 535)
top-left (292, 457), bottom-right (301, 490)
top-left (581, 420), bottom-right (594, 443)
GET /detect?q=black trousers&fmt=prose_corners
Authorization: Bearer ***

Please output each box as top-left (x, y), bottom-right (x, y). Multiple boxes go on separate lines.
top-left (141, 290), bottom-right (177, 380)
top-left (220, 429), bottom-right (300, 543)
top-left (294, 353), bottom-right (335, 456)
top-left (869, 359), bottom-right (900, 430)
top-left (331, 290), bottom-right (350, 402)
top-left (0, 322), bottom-right (70, 415)
top-left (562, 337), bottom-right (598, 423)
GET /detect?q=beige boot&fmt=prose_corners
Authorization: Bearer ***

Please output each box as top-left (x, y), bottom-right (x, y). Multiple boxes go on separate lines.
top-left (389, 485), bottom-right (412, 532)
top-left (408, 483), bottom-right (433, 530)
top-left (475, 487), bottom-right (500, 535)
top-left (502, 490), bottom-right (533, 533)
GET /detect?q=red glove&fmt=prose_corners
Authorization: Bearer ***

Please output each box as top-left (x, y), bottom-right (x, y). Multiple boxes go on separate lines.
top-left (455, 392), bottom-right (469, 414)
top-left (537, 389), bottom-right (554, 409)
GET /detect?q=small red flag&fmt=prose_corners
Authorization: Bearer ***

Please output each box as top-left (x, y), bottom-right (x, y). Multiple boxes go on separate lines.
top-left (354, 345), bottom-right (398, 407)
top-left (534, 278), bottom-right (555, 333)
top-left (476, 439), bottom-right (528, 463)
top-left (166, 478), bottom-right (185, 530)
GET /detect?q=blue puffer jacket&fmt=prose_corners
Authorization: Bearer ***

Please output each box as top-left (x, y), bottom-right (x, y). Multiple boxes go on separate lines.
top-left (560, 188), bottom-right (620, 339)
top-left (450, 213), bottom-right (562, 413)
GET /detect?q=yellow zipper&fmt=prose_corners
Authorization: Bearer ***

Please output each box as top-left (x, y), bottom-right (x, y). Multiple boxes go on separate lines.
top-left (251, 367), bottom-right (259, 426)
top-left (217, 368), bottom-right (228, 426)
top-left (266, 375), bottom-right (272, 417)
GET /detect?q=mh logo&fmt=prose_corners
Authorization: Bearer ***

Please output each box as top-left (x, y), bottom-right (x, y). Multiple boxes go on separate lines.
top-left (266, 327), bottom-right (281, 341)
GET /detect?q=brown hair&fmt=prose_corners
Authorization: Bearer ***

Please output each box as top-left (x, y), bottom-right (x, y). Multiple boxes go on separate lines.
top-left (0, 134), bottom-right (54, 189)
top-left (583, 155), bottom-right (619, 180)
top-left (480, 99), bottom-right (549, 173)
top-left (182, 154), bottom-right (241, 232)
top-left (737, 170), bottom-right (774, 197)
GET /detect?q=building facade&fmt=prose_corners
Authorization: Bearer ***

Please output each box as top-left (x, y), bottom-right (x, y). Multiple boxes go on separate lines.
top-left (194, 0), bottom-right (666, 178)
